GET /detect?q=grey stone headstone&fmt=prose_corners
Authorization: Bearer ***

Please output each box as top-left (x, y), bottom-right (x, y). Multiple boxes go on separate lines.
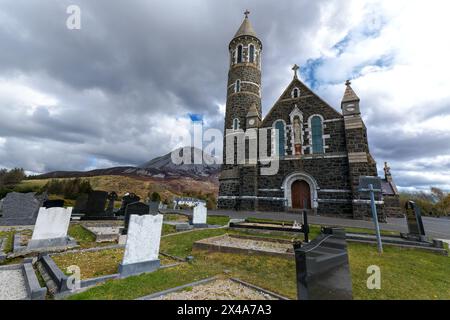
top-left (0, 192), bottom-right (42, 226)
top-left (148, 201), bottom-right (160, 215)
top-left (123, 202), bottom-right (150, 234)
top-left (293, 227), bottom-right (353, 300)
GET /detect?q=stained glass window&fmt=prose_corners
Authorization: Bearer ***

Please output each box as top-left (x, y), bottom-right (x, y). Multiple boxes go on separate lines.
top-left (311, 116), bottom-right (324, 154)
top-left (274, 121), bottom-right (285, 157)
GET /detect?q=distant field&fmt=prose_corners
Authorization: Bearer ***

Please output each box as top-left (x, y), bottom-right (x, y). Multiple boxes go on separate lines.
top-left (17, 175), bottom-right (219, 200)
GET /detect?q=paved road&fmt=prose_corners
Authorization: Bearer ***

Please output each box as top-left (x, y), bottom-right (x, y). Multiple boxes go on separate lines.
top-left (167, 209), bottom-right (450, 240)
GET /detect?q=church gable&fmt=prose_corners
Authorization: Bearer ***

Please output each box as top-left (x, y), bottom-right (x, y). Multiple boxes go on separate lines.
top-left (260, 77), bottom-right (347, 157)
top-left (262, 78), bottom-right (342, 128)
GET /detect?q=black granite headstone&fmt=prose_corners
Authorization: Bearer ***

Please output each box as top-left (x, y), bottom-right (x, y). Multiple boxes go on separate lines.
top-left (117, 193), bottom-right (141, 216)
top-left (123, 202), bottom-right (150, 234)
top-left (73, 194), bottom-right (89, 214)
top-left (85, 191), bottom-right (108, 216)
top-left (105, 191), bottom-right (118, 216)
top-left (43, 199), bottom-right (65, 208)
top-left (404, 201), bottom-right (426, 240)
top-left (293, 227), bottom-right (353, 300)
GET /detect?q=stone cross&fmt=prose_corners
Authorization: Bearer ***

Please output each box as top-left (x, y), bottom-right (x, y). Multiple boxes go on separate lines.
top-left (292, 64), bottom-right (299, 78)
top-left (244, 10), bottom-right (250, 18)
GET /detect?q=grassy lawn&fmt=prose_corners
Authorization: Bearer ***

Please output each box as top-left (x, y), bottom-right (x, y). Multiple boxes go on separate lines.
top-left (349, 243), bottom-right (450, 300)
top-left (68, 224), bottom-right (98, 249)
top-left (66, 228), bottom-right (450, 300)
top-left (207, 215), bottom-right (230, 226)
top-left (162, 224), bottom-right (176, 236)
top-left (52, 248), bottom-right (177, 279)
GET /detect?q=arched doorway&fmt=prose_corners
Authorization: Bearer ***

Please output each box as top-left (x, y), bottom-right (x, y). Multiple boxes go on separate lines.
top-left (291, 180), bottom-right (311, 209)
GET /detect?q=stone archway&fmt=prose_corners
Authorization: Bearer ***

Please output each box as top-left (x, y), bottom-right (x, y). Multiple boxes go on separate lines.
top-left (282, 172), bottom-right (319, 209)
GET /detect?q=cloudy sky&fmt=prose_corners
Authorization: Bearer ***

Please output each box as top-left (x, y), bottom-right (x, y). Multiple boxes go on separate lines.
top-left (0, 0), bottom-right (449, 191)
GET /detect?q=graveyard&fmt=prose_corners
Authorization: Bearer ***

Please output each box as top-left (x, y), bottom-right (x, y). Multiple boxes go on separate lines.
top-left (0, 188), bottom-right (449, 300)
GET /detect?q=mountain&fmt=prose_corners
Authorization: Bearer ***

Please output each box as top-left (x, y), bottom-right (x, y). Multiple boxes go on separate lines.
top-left (33, 147), bottom-right (221, 180)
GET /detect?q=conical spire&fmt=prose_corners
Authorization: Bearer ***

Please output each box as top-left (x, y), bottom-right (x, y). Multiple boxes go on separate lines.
top-left (342, 80), bottom-right (360, 102)
top-left (233, 10), bottom-right (258, 39)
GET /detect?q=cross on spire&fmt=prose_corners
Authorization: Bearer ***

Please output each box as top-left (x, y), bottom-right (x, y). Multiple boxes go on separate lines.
top-left (292, 64), bottom-right (299, 78)
top-left (345, 79), bottom-right (352, 86)
top-left (244, 10), bottom-right (250, 18)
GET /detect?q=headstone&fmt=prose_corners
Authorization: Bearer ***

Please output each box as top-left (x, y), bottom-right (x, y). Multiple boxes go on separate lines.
top-left (42, 199), bottom-right (65, 208)
top-left (85, 191), bottom-right (108, 216)
top-left (73, 194), bottom-right (89, 214)
top-left (293, 227), bottom-right (353, 300)
top-left (148, 201), bottom-right (160, 214)
top-left (123, 202), bottom-right (150, 234)
top-left (119, 214), bottom-right (163, 277)
top-left (27, 207), bottom-right (73, 250)
top-left (403, 201), bottom-right (426, 241)
top-left (105, 191), bottom-right (118, 216)
top-left (117, 193), bottom-right (141, 216)
top-left (0, 192), bottom-right (42, 226)
top-left (192, 202), bottom-right (207, 227)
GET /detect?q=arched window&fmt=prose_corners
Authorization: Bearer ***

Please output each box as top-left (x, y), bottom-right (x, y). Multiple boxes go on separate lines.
top-left (249, 45), bottom-right (255, 63)
top-left (237, 45), bottom-right (243, 63)
top-left (235, 80), bottom-right (241, 93)
top-left (233, 118), bottom-right (240, 130)
top-left (311, 116), bottom-right (324, 154)
top-left (274, 120), bottom-right (286, 157)
top-left (292, 88), bottom-right (300, 98)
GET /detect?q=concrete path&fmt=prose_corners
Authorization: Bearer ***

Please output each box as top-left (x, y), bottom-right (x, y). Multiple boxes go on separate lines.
top-left (164, 209), bottom-right (450, 240)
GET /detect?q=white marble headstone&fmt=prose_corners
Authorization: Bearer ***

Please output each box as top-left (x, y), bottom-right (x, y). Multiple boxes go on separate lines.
top-left (193, 202), bottom-right (207, 225)
top-left (122, 214), bottom-right (163, 265)
top-left (31, 207), bottom-right (72, 241)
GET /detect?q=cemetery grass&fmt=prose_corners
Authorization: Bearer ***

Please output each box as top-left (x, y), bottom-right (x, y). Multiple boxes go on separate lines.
top-left (68, 228), bottom-right (450, 300)
top-left (349, 243), bottom-right (450, 300)
top-left (53, 248), bottom-right (178, 279)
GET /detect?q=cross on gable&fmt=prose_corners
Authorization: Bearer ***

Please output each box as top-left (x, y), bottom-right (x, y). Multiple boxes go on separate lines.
top-left (292, 64), bottom-right (299, 78)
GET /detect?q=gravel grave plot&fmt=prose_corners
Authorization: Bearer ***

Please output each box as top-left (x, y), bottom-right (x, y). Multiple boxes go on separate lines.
top-left (200, 235), bottom-right (292, 254)
top-left (154, 279), bottom-right (277, 300)
top-left (0, 269), bottom-right (28, 300)
top-left (85, 226), bottom-right (121, 236)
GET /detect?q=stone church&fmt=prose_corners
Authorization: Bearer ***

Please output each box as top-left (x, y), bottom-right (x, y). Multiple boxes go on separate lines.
top-left (217, 13), bottom-right (402, 220)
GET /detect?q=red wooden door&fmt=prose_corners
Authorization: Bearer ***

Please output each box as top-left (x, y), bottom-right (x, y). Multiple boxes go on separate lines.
top-left (291, 180), bottom-right (311, 209)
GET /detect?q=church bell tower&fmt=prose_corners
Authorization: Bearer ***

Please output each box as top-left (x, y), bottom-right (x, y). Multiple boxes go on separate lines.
top-left (218, 11), bottom-right (263, 211)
